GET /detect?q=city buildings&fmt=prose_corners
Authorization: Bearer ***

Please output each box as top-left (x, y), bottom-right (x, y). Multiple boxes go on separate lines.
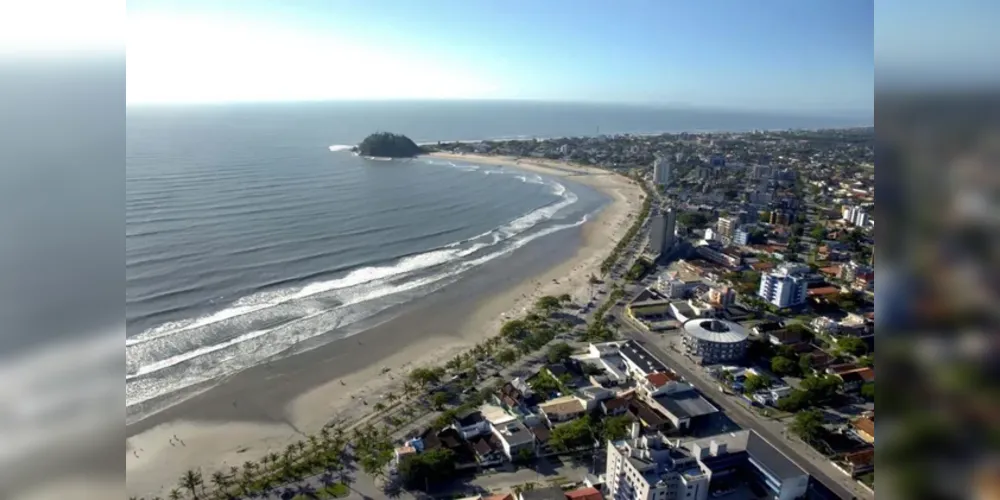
top-left (757, 264), bottom-right (809, 308)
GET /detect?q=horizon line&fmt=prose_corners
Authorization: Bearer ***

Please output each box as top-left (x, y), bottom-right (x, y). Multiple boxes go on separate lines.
top-left (126, 98), bottom-right (872, 120)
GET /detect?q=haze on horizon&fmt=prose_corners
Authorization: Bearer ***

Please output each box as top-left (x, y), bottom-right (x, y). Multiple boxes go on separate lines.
top-left (121, 0), bottom-right (881, 116)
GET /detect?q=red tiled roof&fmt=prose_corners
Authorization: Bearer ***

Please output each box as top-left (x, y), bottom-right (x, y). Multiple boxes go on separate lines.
top-left (839, 367), bottom-right (875, 382)
top-left (808, 286), bottom-right (841, 297)
top-left (843, 448), bottom-right (874, 466)
top-left (565, 486), bottom-right (603, 500)
top-left (820, 266), bottom-right (841, 276)
top-left (645, 371), bottom-right (679, 387)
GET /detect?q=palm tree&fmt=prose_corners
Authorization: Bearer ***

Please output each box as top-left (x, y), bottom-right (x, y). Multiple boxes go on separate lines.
top-left (373, 402), bottom-right (386, 412)
top-left (242, 460), bottom-right (256, 475)
top-left (296, 440), bottom-right (307, 456)
top-left (179, 469), bottom-right (203, 499)
top-left (386, 391), bottom-right (398, 404)
top-left (167, 489), bottom-right (182, 500)
top-left (210, 470), bottom-right (229, 492)
top-left (266, 452), bottom-right (280, 470)
top-left (285, 443), bottom-right (298, 459)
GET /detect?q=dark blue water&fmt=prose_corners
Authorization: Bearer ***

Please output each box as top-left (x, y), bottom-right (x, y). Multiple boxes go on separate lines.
top-left (125, 101), bottom-right (861, 414)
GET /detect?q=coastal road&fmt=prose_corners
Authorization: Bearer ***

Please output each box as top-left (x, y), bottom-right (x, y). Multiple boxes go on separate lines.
top-left (613, 312), bottom-right (870, 500)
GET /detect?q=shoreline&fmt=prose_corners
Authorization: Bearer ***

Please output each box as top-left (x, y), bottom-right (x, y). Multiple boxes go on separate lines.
top-left (125, 154), bottom-right (644, 498)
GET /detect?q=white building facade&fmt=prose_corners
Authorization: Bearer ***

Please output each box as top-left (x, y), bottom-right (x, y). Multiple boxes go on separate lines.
top-left (758, 265), bottom-right (809, 308)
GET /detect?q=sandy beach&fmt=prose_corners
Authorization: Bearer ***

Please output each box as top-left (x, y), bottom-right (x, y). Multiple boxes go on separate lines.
top-left (125, 154), bottom-right (644, 498)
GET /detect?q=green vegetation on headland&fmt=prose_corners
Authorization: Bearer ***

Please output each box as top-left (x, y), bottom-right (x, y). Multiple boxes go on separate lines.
top-left (354, 132), bottom-right (424, 158)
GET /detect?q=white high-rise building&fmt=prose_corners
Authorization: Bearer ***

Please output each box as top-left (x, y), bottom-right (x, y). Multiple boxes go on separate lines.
top-left (841, 205), bottom-right (869, 227)
top-left (653, 158), bottom-right (671, 186)
top-left (605, 424), bottom-right (710, 500)
top-left (758, 264), bottom-right (809, 308)
top-left (605, 426), bottom-right (811, 500)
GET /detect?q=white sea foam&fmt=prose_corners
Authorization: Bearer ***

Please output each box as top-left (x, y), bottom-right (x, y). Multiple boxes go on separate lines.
top-left (328, 144), bottom-right (354, 152)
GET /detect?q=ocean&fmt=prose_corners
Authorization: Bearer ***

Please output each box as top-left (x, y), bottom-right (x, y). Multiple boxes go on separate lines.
top-left (125, 101), bottom-right (862, 420)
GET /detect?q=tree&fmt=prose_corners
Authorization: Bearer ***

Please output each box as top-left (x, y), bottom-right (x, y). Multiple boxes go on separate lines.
top-left (409, 366), bottom-right (445, 387)
top-left (558, 293), bottom-right (572, 303)
top-left (399, 448), bottom-right (456, 490)
top-left (743, 374), bottom-right (770, 394)
top-left (210, 470), bottom-right (229, 492)
top-left (602, 415), bottom-right (633, 441)
top-left (168, 490), bottom-right (182, 500)
top-left (431, 391), bottom-right (450, 410)
top-left (535, 295), bottom-right (561, 313)
top-left (799, 375), bottom-right (842, 405)
top-left (529, 371), bottom-right (562, 396)
top-left (496, 348), bottom-right (518, 366)
top-left (809, 225), bottom-right (827, 241)
top-left (837, 336), bottom-right (868, 356)
top-left (514, 447), bottom-right (535, 465)
top-left (179, 469), bottom-right (203, 499)
top-left (858, 355), bottom-right (874, 368)
top-left (771, 356), bottom-right (797, 376)
top-left (546, 342), bottom-right (574, 364)
top-left (798, 354), bottom-right (814, 376)
top-left (790, 408), bottom-right (825, 444)
top-left (861, 382), bottom-right (875, 402)
top-left (500, 319), bottom-right (530, 341)
top-left (549, 416), bottom-right (594, 451)
top-left (373, 402), bottom-right (386, 412)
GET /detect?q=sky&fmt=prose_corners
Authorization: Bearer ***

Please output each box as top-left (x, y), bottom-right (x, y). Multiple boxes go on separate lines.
top-left (120, 0), bottom-right (879, 113)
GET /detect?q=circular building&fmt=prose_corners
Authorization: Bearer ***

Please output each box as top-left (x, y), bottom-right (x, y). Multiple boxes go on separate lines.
top-left (681, 318), bottom-right (749, 363)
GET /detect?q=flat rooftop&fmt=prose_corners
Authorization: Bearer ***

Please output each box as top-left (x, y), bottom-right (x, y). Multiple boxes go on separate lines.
top-left (653, 390), bottom-right (718, 419)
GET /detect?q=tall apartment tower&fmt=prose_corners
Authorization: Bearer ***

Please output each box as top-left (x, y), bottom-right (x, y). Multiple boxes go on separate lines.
top-left (653, 157), bottom-right (671, 186)
top-left (716, 216), bottom-right (737, 244)
top-left (664, 208), bottom-right (677, 251)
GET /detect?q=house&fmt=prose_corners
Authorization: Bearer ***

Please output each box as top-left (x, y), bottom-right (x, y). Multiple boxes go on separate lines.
top-left (452, 408), bottom-right (492, 439)
top-left (752, 386), bottom-right (792, 406)
top-left (491, 420), bottom-right (536, 461)
top-left (538, 396), bottom-right (586, 425)
top-left (600, 391), bottom-right (636, 417)
top-left (852, 416), bottom-right (875, 444)
top-left (639, 371), bottom-right (690, 396)
top-left (529, 423), bottom-right (555, 456)
top-left (834, 367), bottom-right (875, 393)
top-left (564, 486), bottom-right (603, 500)
top-left (470, 435), bottom-right (505, 467)
top-left (838, 447), bottom-right (874, 477)
top-left (421, 427), bottom-right (478, 470)
top-left (496, 380), bottom-right (533, 410)
top-left (577, 385), bottom-right (615, 410)
top-left (519, 486), bottom-right (568, 500)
